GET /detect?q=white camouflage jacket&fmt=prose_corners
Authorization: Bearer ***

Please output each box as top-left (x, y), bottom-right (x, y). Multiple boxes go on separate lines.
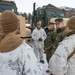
top-left (32, 28), bottom-right (47, 48)
top-left (49, 34), bottom-right (75, 75)
top-left (0, 41), bottom-right (42, 75)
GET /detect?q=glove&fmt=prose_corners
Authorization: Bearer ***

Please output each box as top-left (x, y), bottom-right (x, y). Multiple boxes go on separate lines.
top-left (44, 47), bottom-right (49, 54)
top-left (38, 38), bottom-right (42, 41)
top-left (27, 39), bottom-right (32, 43)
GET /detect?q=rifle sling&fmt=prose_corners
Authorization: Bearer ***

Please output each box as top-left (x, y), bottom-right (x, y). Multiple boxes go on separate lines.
top-left (67, 49), bottom-right (75, 61)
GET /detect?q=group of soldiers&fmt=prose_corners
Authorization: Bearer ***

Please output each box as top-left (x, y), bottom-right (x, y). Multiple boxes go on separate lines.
top-left (45, 18), bottom-right (67, 62)
top-left (32, 16), bottom-right (75, 75)
top-left (44, 18), bottom-right (67, 73)
top-left (1, 10), bottom-right (75, 75)
top-left (32, 18), bottom-right (67, 62)
top-left (32, 18), bottom-right (68, 73)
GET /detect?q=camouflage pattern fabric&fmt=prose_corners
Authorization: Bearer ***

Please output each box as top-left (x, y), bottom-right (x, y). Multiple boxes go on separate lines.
top-left (44, 29), bottom-right (56, 48)
top-left (44, 29), bottom-right (56, 62)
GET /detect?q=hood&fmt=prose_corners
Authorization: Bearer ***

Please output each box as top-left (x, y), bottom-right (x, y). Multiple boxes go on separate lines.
top-left (0, 33), bottom-right (23, 53)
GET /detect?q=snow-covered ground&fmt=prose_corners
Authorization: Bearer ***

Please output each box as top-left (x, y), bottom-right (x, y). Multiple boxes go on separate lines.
top-left (28, 42), bottom-right (50, 75)
top-left (40, 53), bottom-right (50, 75)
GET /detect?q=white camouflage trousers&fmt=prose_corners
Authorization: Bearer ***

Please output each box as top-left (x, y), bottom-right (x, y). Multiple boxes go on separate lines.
top-left (34, 47), bottom-right (44, 61)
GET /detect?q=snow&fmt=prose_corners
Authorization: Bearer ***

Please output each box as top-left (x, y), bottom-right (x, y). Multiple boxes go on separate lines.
top-left (28, 42), bottom-right (51, 75)
top-left (40, 53), bottom-right (50, 75)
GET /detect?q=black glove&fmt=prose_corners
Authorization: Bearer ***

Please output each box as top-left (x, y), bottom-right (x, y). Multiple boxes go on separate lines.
top-left (38, 38), bottom-right (42, 41)
top-left (44, 48), bottom-right (49, 54)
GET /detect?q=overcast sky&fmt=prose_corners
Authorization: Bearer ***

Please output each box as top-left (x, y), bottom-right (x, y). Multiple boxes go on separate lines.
top-left (15, 0), bottom-right (75, 14)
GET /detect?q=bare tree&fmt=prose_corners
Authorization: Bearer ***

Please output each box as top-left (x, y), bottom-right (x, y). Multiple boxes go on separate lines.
top-left (28, 13), bottom-right (32, 23)
top-left (22, 13), bottom-right (28, 20)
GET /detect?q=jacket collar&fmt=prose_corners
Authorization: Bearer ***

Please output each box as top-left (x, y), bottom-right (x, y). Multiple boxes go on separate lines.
top-left (66, 30), bottom-right (75, 37)
top-left (0, 33), bottom-right (23, 53)
top-left (57, 27), bottom-right (66, 34)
